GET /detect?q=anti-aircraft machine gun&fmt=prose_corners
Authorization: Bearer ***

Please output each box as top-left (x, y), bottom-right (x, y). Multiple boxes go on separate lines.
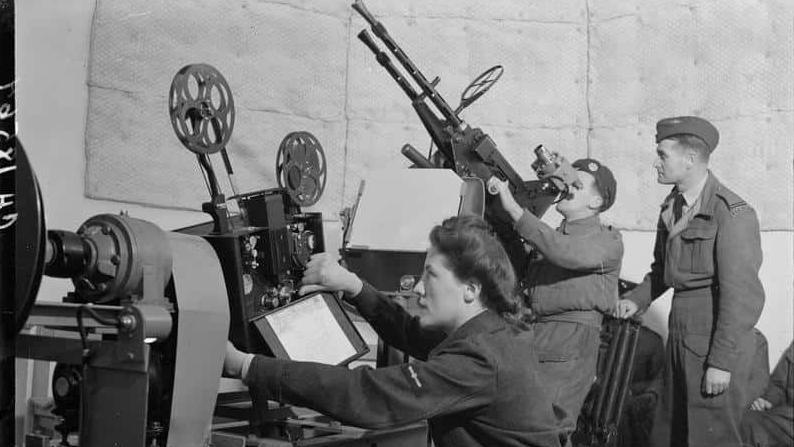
top-left (351, 3), bottom-right (642, 445)
top-left (351, 0), bottom-right (583, 277)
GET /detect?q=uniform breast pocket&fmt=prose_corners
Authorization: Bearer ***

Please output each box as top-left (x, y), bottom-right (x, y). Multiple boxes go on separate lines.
top-left (680, 224), bottom-right (717, 274)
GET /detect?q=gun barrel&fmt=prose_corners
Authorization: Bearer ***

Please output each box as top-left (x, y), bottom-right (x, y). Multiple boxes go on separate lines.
top-left (352, 0), bottom-right (462, 128)
top-left (401, 144), bottom-right (434, 168)
top-left (357, 28), bottom-right (381, 54)
top-left (352, 0), bottom-right (376, 24)
top-left (357, 30), bottom-right (418, 100)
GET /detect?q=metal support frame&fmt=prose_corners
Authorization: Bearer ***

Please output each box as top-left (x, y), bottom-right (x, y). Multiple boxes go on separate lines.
top-left (17, 301), bottom-right (171, 447)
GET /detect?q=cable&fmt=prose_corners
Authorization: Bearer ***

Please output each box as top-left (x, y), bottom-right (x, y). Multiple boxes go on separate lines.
top-left (197, 156), bottom-right (212, 197)
top-left (426, 138), bottom-right (434, 161)
top-left (76, 306), bottom-right (89, 362)
top-left (76, 305), bottom-right (120, 363)
top-left (196, 153), bottom-right (220, 198)
top-left (84, 306), bottom-right (120, 326)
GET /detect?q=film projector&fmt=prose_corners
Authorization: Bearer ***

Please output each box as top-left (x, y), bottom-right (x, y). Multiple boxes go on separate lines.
top-left (14, 63), bottom-right (398, 447)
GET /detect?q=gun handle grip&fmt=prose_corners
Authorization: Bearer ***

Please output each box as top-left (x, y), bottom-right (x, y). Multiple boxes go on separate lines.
top-left (486, 176), bottom-right (508, 195)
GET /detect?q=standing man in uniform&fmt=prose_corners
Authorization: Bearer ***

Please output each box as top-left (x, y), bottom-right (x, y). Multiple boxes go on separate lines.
top-left (615, 116), bottom-right (765, 447)
top-left (489, 158), bottom-right (622, 443)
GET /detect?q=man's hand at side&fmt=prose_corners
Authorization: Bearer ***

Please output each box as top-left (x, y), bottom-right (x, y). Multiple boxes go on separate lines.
top-left (702, 366), bottom-right (731, 396)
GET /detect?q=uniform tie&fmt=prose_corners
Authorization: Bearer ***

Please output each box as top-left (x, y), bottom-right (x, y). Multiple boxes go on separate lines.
top-left (673, 193), bottom-right (686, 223)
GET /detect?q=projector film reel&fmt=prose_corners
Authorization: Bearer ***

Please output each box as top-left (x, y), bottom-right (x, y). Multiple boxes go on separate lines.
top-left (276, 131), bottom-right (327, 207)
top-left (169, 64), bottom-right (235, 155)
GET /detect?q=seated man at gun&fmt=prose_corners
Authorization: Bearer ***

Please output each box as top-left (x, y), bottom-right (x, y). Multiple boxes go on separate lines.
top-left (224, 215), bottom-right (566, 447)
top-left (488, 157), bottom-right (622, 443)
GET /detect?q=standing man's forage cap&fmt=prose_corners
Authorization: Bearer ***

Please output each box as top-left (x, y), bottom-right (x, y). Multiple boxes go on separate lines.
top-left (655, 116), bottom-right (719, 152)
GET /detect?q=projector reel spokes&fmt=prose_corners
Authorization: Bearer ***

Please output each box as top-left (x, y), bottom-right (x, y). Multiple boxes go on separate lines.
top-left (276, 131), bottom-right (327, 207)
top-left (169, 64), bottom-right (235, 155)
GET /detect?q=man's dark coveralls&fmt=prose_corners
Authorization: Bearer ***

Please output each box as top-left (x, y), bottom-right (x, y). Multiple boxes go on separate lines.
top-left (244, 282), bottom-right (565, 447)
top-left (624, 172), bottom-right (765, 447)
top-left (741, 341), bottom-right (794, 447)
top-left (515, 211), bottom-right (623, 434)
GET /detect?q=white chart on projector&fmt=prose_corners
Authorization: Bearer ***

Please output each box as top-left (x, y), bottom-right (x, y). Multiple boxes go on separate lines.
top-left (265, 295), bottom-right (356, 364)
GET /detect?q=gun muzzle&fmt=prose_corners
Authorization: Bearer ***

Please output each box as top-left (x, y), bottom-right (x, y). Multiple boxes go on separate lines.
top-left (357, 30), bottom-right (380, 54)
top-left (401, 144), bottom-right (434, 168)
top-left (352, 0), bottom-right (377, 25)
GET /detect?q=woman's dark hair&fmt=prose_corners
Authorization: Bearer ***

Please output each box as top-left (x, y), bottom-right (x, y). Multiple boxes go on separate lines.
top-left (429, 215), bottom-right (523, 321)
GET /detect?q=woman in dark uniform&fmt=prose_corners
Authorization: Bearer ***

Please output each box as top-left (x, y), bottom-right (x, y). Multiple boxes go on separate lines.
top-left (224, 215), bottom-right (563, 447)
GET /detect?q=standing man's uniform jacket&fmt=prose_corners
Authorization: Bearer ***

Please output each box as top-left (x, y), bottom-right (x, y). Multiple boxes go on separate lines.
top-left (244, 282), bottom-right (565, 447)
top-left (625, 172), bottom-right (765, 447)
top-left (515, 210), bottom-right (623, 433)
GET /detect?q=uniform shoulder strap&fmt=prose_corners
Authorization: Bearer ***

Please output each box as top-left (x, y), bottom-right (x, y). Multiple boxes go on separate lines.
top-left (714, 184), bottom-right (751, 217)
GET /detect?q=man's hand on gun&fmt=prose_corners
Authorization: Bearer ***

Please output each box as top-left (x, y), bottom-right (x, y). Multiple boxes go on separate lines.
top-left (299, 253), bottom-right (364, 297)
top-left (487, 177), bottom-right (524, 222)
top-left (614, 299), bottom-right (639, 319)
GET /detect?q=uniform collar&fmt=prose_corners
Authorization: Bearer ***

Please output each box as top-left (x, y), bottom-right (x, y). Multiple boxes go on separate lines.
top-left (660, 172), bottom-right (722, 235)
top-left (690, 171), bottom-right (721, 218)
top-left (677, 172), bottom-right (709, 207)
top-left (559, 214), bottom-right (601, 235)
top-left (660, 171), bottom-right (717, 214)
top-left (430, 310), bottom-right (506, 355)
